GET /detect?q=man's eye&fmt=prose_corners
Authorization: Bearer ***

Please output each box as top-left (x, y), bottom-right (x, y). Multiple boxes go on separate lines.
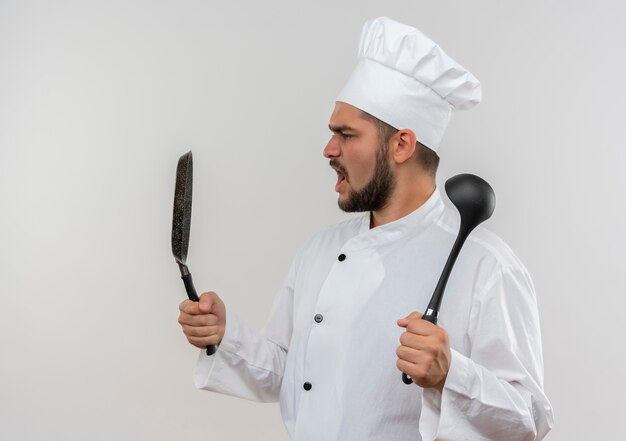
top-left (341, 134), bottom-right (353, 140)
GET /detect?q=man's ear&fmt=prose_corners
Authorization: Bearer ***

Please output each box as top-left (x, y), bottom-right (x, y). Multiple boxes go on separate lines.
top-left (390, 129), bottom-right (417, 164)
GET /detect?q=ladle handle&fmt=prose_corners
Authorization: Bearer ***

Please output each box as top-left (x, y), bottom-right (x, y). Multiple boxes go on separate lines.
top-left (400, 227), bottom-right (472, 385)
top-left (401, 314), bottom-right (439, 384)
top-left (421, 313), bottom-right (438, 325)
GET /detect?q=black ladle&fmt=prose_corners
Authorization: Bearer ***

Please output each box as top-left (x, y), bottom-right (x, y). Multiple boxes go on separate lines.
top-left (402, 174), bottom-right (495, 385)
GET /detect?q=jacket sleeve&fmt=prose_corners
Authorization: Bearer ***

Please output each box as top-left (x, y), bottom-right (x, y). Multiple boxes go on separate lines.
top-left (192, 256), bottom-right (297, 403)
top-left (419, 265), bottom-right (554, 441)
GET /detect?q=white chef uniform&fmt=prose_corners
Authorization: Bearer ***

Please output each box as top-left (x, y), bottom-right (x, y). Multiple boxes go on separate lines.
top-left (194, 188), bottom-right (554, 440)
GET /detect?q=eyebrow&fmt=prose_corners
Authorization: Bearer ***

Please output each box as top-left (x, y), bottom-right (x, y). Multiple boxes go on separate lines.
top-left (328, 124), bottom-right (357, 133)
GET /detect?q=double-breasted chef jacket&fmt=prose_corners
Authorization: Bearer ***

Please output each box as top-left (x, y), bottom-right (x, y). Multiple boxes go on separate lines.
top-left (194, 188), bottom-right (554, 440)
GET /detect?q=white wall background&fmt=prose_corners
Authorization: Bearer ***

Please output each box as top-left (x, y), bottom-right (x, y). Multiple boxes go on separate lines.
top-left (1, 1), bottom-right (624, 439)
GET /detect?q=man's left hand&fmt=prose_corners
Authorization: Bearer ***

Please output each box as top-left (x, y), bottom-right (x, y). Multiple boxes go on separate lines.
top-left (396, 312), bottom-right (451, 392)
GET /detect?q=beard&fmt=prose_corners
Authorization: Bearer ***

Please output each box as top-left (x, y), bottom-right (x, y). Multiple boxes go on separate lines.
top-left (333, 142), bottom-right (396, 213)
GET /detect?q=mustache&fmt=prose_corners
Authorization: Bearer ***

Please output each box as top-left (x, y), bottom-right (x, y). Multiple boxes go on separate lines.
top-left (329, 159), bottom-right (348, 180)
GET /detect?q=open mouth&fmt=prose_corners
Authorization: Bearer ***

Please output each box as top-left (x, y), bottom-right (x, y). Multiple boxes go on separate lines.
top-left (330, 160), bottom-right (348, 192)
top-left (335, 170), bottom-right (346, 191)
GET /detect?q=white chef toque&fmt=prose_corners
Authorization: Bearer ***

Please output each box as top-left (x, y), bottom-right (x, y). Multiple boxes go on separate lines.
top-left (337, 16), bottom-right (482, 152)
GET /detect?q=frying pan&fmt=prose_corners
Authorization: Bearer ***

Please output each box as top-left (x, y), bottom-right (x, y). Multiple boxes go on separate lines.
top-left (172, 151), bottom-right (216, 356)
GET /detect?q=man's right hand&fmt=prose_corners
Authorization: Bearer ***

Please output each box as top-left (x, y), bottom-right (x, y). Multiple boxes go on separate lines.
top-left (178, 291), bottom-right (226, 349)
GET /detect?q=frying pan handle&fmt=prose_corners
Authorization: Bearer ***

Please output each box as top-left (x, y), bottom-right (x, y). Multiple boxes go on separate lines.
top-left (181, 272), bottom-right (199, 302)
top-left (181, 272), bottom-right (217, 356)
top-left (401, 314), bottom-right (439, 384)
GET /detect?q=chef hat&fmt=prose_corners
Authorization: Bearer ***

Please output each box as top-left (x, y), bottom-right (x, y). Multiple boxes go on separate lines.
top-left (337, 16), bottom-right (481, 151)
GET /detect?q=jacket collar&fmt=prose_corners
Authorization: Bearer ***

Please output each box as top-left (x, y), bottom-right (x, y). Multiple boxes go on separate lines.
top-left (343, 187), bottom-right (445, 251)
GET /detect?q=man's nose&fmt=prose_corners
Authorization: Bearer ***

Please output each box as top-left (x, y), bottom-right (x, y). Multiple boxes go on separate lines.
top-left (323, 136), bottom-right (339, 158)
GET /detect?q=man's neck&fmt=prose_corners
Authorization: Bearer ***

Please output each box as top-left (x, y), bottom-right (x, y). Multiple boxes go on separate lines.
top-left (369, 180), bottom-right (436, 229)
